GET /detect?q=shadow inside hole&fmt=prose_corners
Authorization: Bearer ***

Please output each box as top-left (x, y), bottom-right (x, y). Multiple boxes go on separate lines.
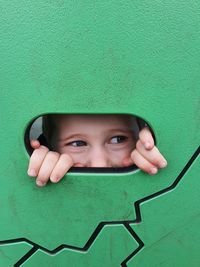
top-left (24, 114), bottom-right (153, 173)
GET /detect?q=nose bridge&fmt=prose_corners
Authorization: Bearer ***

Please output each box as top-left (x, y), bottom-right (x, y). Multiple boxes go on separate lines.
top-left (88, 145), bottom-right (110, 167)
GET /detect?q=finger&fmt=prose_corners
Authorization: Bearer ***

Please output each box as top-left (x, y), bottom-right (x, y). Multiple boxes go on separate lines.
top-left (30, 140), bottom-right (41, 149)
top-left (136, 140), bottom-right (167, 168)
top-left (28, 146), bottom-right (49, 177)
top-left (139, 127), bottom-right (154, 150)
top-left (122, 156), bottom-right (134, 167)
top-left (131, 149), bottom-right (158, 175)
top-left (36, 151), bottom-right (60, 186)
top-left (50, 154), bottom-right (74, 183)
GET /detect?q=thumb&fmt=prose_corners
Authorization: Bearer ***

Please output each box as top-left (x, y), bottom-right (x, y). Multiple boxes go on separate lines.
top-left (30, 140), bottom-right (41, 149)
top-left (139, 127), bottom-right (154, 150)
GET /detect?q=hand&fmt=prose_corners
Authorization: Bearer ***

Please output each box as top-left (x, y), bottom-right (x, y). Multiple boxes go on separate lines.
top-left (125, 127), bottom-right (167, 175)
top-left (27, 140), bottom-right (73, 187)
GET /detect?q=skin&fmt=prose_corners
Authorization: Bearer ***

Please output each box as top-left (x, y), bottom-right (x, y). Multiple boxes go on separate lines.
top-left (28, 115), bottom-right (167, 187)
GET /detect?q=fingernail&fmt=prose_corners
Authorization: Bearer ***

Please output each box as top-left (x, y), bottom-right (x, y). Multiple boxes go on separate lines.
top-left (160, 160), bottom-right (167, 168)
top-left (28, 169), bottom-right (36, 177)
top-left (50, 176), bottom-right (59, 183)
top-left (36, 180), bottom-right (46, 187)
top-left (145, 142), bottom-right (151, 149)
top-left (150, 167), bottom-right (158, 175)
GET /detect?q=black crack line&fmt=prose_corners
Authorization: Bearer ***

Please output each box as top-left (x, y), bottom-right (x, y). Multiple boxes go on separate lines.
top-left (2, 221), bottom-right (140, 266)
top-left (0, 145), bottom-right (198, 266)
top-left (14, 246), bottom-right (39, 267)
top-left (133, 145), bottom-right (200, 224)
top-left (122, 145), bottom-right (200, 266)
top-left (121, 222), bottom-right (144, 267)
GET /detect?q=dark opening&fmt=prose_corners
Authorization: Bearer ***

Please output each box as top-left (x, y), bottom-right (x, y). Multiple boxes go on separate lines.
top-left (25, 114), bottom-right (154, 173)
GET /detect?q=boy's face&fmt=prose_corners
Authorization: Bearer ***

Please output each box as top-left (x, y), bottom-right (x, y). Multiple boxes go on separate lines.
top-left (53, 115), bottom-right (136, 168)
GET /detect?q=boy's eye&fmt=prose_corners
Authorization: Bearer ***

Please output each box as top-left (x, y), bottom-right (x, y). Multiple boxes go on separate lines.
top-left (110, 136), bottom-right (128, 144)
top-left (67, 140), bottom-right (87, 147)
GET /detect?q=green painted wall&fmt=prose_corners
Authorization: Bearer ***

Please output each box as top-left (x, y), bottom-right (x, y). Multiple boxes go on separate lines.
top-left (0, 1), bottom-right (200, 266)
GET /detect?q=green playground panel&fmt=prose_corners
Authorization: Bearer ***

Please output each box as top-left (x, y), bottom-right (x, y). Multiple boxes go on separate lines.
top-left (129, 154), bottom-right (200, 267)
top-left (0, 0), bottom-right (200, 266)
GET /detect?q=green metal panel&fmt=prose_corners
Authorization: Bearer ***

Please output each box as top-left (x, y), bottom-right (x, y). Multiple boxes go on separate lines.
top-left (129, 153), bottom-right (200, 267)
top-left (0, 0), bottom-right (200, 266)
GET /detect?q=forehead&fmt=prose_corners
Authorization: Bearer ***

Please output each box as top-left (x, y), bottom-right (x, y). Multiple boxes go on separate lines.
top-left (56, 114), bottom-right (134, 130)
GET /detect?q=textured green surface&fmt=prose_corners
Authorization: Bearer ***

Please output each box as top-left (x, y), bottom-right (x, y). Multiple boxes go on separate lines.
top-left (22, 225), bottom-right (138, 267)
top-left (0, 243), bottom-right (32, 266)
top-left (129, 154), bottom-right (200, 267)
top-left (0, 0), bottom-right (200, 266)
